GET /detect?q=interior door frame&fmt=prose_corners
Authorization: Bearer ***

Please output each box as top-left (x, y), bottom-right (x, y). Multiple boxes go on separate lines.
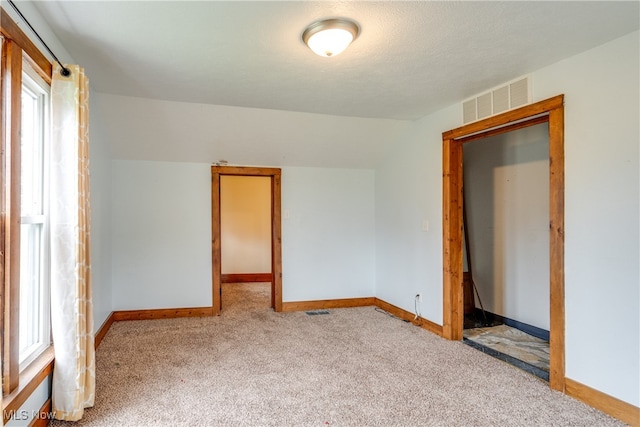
top-left (211, 166), bottom-right (282, 315)
top-left (441, 95), bottom-right (565, 391)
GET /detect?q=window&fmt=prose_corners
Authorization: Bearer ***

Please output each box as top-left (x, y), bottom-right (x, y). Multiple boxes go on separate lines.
top-left (1, 8), bottom-right (55, 405)
top-left (19, 65), bottom-right (51, 369)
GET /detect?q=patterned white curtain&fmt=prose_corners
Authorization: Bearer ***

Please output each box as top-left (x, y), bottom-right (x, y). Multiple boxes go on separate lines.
top-left (50, 63), bottom-right (95, 421)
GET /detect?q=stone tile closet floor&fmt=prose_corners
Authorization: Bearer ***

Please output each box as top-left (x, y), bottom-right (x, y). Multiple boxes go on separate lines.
top-left (463, 319), bottom-right (550, 381)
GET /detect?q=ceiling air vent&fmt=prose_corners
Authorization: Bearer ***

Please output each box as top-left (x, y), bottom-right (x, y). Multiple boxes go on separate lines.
top-left (462, 75), bottom-right (531, 124)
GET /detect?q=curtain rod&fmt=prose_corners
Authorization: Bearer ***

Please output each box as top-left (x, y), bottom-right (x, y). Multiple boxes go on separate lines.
top-left (6, 0), bottom-right (71, 77)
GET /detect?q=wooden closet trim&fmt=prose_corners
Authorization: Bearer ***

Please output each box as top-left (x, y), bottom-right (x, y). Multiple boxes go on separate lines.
top-left (441, 95), bottom-right (565, 391)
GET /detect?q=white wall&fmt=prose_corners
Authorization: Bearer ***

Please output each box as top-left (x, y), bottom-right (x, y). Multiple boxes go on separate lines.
top-left (111, 160), bottom-right (212, 310)
top-left (90, 92), bottom-right (113, 331)
top-left (375, 31), bottom-right (639, 406)
top-left (464, 124), bottom-right (550, 330)
top-left (111, 162), bottom-right (376, 307)
top-left (281, 167), bottom-right (376, 301)
top-left (375, 104), bottom-right (458, 324)
top-left (533, 31), bottom-right (639, 406)
top-left (97, 93), bottom-right (410, 169)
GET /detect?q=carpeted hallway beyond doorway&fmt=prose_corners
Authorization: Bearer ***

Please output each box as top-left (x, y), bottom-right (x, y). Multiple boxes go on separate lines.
top-left (52, 283), bottom-right (623, 426)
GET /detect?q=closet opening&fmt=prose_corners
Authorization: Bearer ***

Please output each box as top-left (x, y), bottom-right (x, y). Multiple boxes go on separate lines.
top-left (442, 95), bottom-right (565, 391)
top-left (461, 122), bottom-right (550, 381)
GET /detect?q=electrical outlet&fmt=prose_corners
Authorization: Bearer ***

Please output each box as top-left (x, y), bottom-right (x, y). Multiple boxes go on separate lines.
top-left (415, 293), bottom-right (422, 302)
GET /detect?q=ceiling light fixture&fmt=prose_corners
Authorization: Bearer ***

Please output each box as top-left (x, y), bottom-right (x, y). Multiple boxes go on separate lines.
top-left (302, 18), bottom-right (360, 58)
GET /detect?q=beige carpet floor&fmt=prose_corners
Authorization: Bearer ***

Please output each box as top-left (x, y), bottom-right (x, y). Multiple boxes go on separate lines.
top-left (51, 283), bottom-right (623, 426)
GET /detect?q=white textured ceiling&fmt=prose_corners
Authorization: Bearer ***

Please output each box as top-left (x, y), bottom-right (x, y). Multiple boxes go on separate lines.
top-left (29, 1), bottom-right (640, 120)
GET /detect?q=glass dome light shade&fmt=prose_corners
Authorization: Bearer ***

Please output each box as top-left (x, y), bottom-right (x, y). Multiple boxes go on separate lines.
top-left (302, 18), bottom-right (360, 58)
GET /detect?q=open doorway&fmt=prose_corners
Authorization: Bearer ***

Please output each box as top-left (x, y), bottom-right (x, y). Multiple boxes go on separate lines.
top-left (461, 122), bottom-right (551, 381)
top-left (211, 166), bottom-right (282, 315)
top-left (442, 95), bottom-right (565, 391)
top-left (220, 175), bottom-right (272, 313)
